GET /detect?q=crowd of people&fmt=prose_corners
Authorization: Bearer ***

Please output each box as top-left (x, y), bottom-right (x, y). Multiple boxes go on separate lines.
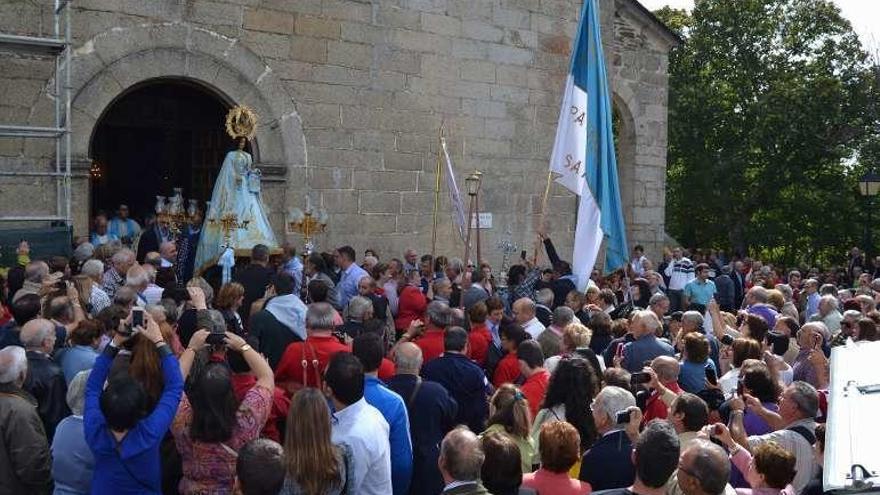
top-left (0, 225), bottom-right (872, 495)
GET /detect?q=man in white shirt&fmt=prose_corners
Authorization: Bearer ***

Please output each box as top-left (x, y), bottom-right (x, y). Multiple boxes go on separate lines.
top-left (325, 352), bottom-right (393, 495)
top-left (512, 297), bottom-right (545, 339)
top-left (728, 381), bottom-right (819, 494)
top-left (664, 247), bottom-right (695, 312)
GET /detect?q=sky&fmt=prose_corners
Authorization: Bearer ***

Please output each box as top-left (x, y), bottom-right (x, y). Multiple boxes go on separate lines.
top-left (639, 0), bottom-right (880, 51)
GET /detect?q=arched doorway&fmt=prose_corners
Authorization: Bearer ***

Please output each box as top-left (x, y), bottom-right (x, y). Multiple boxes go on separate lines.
top-left (88, 79), bottom-right (250, 222)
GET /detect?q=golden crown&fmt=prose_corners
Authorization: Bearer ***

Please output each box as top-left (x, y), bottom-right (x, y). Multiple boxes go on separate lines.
top-left (225, 105), bottom-right (258, 141)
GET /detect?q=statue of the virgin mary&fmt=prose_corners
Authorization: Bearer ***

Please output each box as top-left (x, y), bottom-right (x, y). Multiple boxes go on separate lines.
top-left (194, 105), bottom-right (278, 277)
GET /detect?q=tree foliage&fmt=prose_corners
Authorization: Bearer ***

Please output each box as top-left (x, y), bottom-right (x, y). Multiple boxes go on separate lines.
top-left (657, 0), bottom-right (880, 267)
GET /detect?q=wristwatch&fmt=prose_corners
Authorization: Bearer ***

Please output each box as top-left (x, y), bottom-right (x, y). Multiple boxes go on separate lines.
top-left (240, 344), bottom-right (252, 353)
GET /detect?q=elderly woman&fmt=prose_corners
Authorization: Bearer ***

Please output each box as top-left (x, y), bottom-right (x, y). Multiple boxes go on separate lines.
top-left (523, 421), bottom-right (593, 494)
top-left (52, 370), bottom-right (94, 495)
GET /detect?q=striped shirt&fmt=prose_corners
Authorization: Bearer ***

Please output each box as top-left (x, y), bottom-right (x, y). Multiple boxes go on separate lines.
top-left (747, 418), bottom-right (817, 493)
top-left (664, 257), bottom-right (696, 291)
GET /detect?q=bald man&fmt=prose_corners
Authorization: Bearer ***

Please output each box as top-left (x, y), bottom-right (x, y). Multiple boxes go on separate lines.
top-left (642, 356), bottom-right (683, 424)
top-left (513, 297), bottom-right (545, 339)
top-left (159, 241), bottom-right (178, 268)
top-left (387, 342), bottom-right (458, 495)
top-left (20, 318), bottom-right (70, 440)
top-left (668, 439), bottom-right (735, 495)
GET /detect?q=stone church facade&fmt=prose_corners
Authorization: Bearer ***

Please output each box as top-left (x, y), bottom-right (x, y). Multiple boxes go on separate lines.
top-left (0, 0), bottom-right (676, 266)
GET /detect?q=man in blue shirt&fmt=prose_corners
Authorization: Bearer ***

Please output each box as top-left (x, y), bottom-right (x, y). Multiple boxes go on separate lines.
top-left (682, 263), bottom-right (716, 312)
top-left (334, 245), bottom-right (369, 310)
top-left (622, 310), bottom-right (675, 373)
top-left (353, 333), bottom-right (413, 495)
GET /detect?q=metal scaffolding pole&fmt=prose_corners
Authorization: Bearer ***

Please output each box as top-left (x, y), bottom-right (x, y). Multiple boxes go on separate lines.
top-left (0, 1), bottom-right (72, 226)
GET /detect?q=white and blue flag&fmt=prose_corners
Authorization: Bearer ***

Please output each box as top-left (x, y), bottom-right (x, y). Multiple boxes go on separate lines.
top-left (549, 0), bottom-right (628, 290)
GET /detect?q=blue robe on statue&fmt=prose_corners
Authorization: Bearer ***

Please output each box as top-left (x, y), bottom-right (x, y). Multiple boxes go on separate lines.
top-left (194, 149), bottom-right (278, 275)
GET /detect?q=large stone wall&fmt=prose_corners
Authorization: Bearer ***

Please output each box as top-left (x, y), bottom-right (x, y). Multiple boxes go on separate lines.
top-left (0, 0), bottom-right (675, 267)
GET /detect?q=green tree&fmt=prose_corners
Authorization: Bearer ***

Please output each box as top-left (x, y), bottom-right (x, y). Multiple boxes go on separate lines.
top-left (657, 0), bottom-right (879, 266)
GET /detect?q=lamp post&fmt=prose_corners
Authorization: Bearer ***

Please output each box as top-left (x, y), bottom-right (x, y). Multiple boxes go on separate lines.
top-left (858, 171), bottom-right (880, 257)
top-left (464, 170), bottom-right (482, 267)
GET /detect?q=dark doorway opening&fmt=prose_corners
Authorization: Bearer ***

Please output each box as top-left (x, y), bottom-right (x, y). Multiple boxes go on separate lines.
top-left (89, 79), bottom-right (250, 223)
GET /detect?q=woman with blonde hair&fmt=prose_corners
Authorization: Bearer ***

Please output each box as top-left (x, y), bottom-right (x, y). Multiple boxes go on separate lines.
top-left (481, 383), bottom-right (535, 473)
top-left (280, 388), bottom-right (351, 495)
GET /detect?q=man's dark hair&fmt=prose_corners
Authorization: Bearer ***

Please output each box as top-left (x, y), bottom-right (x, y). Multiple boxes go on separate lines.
top-left (236, 438), bottom-right (285, 495)
top-left (307, 279), bottom-right (330, 303)
top-left (553, 260), bottom-right (572, 276)
top-left (352, 332), bottom-right (384, 373)
top-left (672, 393), bottom-right (709, 432)
top-left (48, 256), bottom-right (69, 274)
top-left (307, 253), bottom-right (327, 273)
top-left (101, 375), bottom-right (148, 431)
top-left (516, 340), bottom-right (544, 369)
top-left (507, 265), bottom-right (526, 286)
top-left (687, 440), bottom-right (731, 495)
top-left (251, 244), bottom-right (270, 263)
top-left (485, 296), bottom-right (504, 313)
top-left (11, 293), bottom-right (42, 325)
top-left (325, 352), bottom-right (364, 406)
top-left (337, 246), bottom-right (355, 263)
top-left (444, 326), bottom-right (468, 352)
top-left (271, 272), bottom-right (295, 296)
top-left (499, 322), bottom-right (528, 347)
top-left (635, 420), bottom-right (680, 488)
top-left (634, 245), bottom-right (644, 253)
top-left (480, 432), bottom-right (522, 494)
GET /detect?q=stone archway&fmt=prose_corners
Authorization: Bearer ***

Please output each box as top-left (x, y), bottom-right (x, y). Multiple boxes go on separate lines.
top-left (612, 91), bottom-right (638, 232)
top-left (49, 22), bottom-right (307, 234)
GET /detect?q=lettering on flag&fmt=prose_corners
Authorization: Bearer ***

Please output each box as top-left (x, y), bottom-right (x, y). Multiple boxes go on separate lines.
top-left (549, 75), bottom-right (589, 196)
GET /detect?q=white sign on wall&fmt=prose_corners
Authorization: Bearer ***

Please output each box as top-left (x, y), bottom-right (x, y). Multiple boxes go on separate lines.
top-left (470, 212), bottom-right (492, 229)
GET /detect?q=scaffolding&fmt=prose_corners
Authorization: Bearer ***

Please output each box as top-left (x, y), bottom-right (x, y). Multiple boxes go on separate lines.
top-left (0, 0), bottom-right (72, 225)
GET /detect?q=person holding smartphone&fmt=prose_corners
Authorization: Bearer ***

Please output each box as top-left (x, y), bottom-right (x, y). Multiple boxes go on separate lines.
top-left (790, 323), bottom-right (829, 389)
top-left (84, 309), bottom-right (183, 494)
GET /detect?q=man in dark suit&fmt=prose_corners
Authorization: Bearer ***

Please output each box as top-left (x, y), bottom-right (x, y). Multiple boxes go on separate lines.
top-left (420, 327), bottom-right (490, 434)
top-left (234, 244), bottom-right (274, 328)
top-left (136, 217), bottom-right (166, 262)
top-left (579, 385), bottom-right (638, 490)
top-left (387, 342), bottom-right (458, 495)
top-left (731, 261), bottom-right (746, 310)
top-left (438, 427), bottom-right (489, 495)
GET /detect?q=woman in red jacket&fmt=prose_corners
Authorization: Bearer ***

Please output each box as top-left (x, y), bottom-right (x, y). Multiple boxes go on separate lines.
top-left (395, 271), bottom-right (427, 335)
top-left (467, 302), bottom-right (494, 367)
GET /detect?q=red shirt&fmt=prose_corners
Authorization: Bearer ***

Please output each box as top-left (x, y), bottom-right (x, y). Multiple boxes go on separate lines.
top-left (522, 469), bottom-right (592, 495)
top-left (230, 374), bottom-right (291, 442)
top-left (378, 358), bottom-right (396, 381)
top-left (274, 334), bottom-right (350, 391)
top-left (395, 285), bottom-right (427, 331)
top-left (643, 381), bottom-right (682, 426)
top-left (493, 352), bottom-right (521, 388)
top-left (415, 329), bottom-right (446, 363)
top-left (521, 369), bottom-right (551, 419)
top-left (467, 324), bottom-right (493, 367)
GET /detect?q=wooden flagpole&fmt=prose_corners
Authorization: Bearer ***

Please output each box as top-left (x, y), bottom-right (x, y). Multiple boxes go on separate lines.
top-left (431, 125), bottom-right (444, 261)
top-left (534, 170), bottom-right (554, 263)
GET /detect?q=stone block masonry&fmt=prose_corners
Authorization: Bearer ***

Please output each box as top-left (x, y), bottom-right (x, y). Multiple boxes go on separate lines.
top-left (0, 0), bottom-right (677, 267)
